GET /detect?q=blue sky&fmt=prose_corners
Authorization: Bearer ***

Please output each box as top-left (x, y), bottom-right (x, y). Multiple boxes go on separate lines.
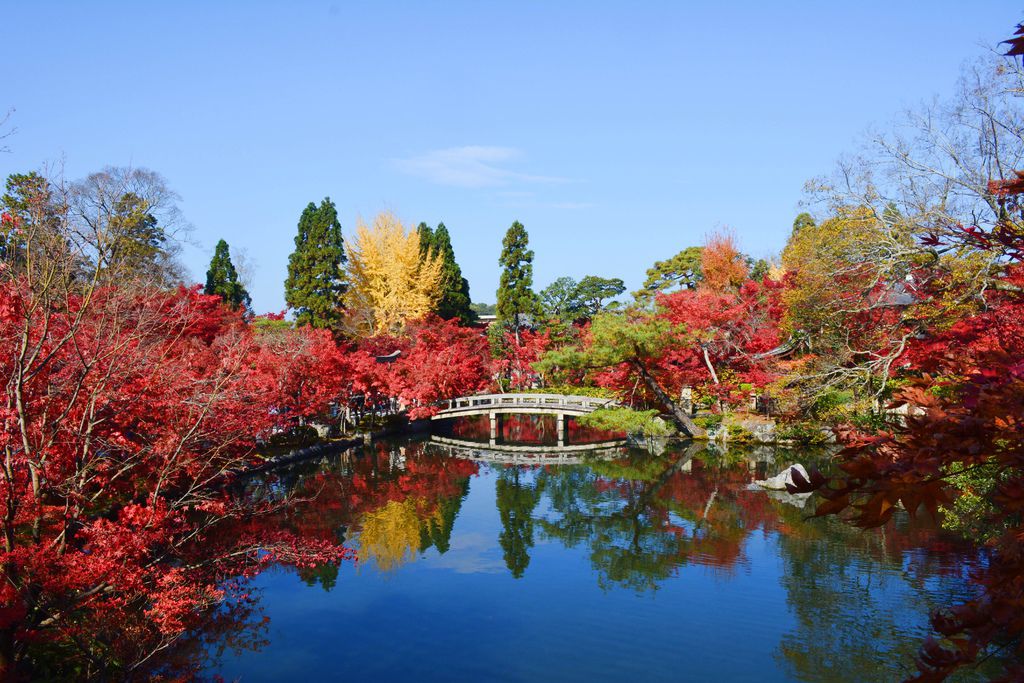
top-left (2, 2), bottom-right (1020, 312)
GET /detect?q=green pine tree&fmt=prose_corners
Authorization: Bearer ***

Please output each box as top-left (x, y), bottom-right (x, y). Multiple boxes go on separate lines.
top-left (496, 220), bottom-right (539, 341)
top-left (791, 212), bottom-right (816, 237)
top-left (204, 239), bottom-right (251, 311)
top-left (284, 198), bottom-right (347, 329)
top-left (417, 221), bottom-right (476, 324)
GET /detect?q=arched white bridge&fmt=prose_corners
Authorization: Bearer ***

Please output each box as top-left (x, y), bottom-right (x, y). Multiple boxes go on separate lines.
top-left (430, 393), bottom-right (619, 447)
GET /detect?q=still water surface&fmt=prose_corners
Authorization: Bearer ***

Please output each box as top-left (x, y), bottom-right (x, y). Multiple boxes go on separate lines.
top-left (203, 417), bottom-right (988, 682)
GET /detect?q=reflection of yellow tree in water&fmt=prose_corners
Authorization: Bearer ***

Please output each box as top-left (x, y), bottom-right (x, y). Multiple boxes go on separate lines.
top-left (359, 499), bottom-right (426, 571)
top-left (358, 498), bottom-right (448, 571)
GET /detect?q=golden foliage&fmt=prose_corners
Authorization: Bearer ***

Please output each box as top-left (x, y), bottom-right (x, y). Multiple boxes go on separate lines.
top-left (343, 212), bottom-right (445, 337)
top-left (779, 207), bottom-right (910, 337)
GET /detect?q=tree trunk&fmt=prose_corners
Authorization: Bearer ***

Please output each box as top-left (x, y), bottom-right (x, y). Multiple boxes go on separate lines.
top-left (701, 345), bottom-right (720, 384)
top-left (632, 361), bottom-right (706, 438)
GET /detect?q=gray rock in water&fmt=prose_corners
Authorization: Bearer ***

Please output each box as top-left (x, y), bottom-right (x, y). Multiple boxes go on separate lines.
top-left (755, 463), bottom-right (809, 491)
top-left (765, 488), bottom-right (813, 509)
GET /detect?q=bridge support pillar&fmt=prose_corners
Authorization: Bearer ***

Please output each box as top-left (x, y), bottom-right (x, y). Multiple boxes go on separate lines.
top-left (489, 411), bottom-right (502, 446)
top-left (557, 412), bottom-right (566, 447)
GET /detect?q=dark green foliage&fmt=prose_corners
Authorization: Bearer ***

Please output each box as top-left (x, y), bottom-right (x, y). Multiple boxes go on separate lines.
top-left (470, 302), bottom-right (496, 316)
top-left (284, 198), bottom-right (347, 329)
top-left (495, 468), bottom-right (543, 578)
top-left (636, 246), bottom-right (703, 301)
top-left (577, 407), bottom-right (670, 437)
top-left (537, 311), bottom-right (705, 438)
top-left (940, 462), bottom-right (1010, 543)
top-left (204, 239), bottom-right (251, 311)
top-left (496, 221), bottom-right (540, 332)
top-left (105, 192), bottom-right (170, 280)
top-left (419, 478), bottom-right (470, 554)
top-left (540, 275), bottom-right (625, 322)
top-left (298, 563), bottom-right (339, 592)
top-left (573, 275), bottom-right (625, 318)
top-left (1, 172), bottom-right (53, 266)
top-left (791, 212), bottom-right (816, 237)
top-left (539, 276), bottom-right (579, 321)
top-left (749, 258), bottom-right (771, 281)
top-left (417, 222), bottom-right (476, 324)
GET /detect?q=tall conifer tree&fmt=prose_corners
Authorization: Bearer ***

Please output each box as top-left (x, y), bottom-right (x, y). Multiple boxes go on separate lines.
top-left (417, 221), bottom-right (475, 324)
top-left (284, 198), bottom-right (347, 329)
top-left (204, 239), bottom-right (251, 311)
top-left (496, 220), bottom-right (539, 341)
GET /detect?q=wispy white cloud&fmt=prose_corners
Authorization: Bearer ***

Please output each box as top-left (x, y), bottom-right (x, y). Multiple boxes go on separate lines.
top-left (547, 201), bottom-right (593, 210)
top-left (394, 146), bottom-right (568, 188)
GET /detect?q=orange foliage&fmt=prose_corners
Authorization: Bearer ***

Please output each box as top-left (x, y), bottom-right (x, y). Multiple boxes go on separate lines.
top-left (700, 229), bottom-right (748, 294)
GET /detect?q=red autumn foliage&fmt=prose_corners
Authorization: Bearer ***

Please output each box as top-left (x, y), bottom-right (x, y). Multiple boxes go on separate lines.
top-left (346, 315), bottom-right (492, 419)
top-left (388, 315), bottom-right (492, 418)
top-left (0, 280), bottom-right (353, 678)
top-left (493, 327), bottom-right (555, 390)
top-left (791, 253), bottom-right (1024, 679)
top-left (591, 278), bottom-right (784, 409)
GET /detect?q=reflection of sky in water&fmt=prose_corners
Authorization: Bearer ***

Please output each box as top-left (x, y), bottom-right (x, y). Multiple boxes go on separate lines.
top-left (206, 438), bottom-right (991, 682)
top-left (421, 532), bottom-right (507, 574)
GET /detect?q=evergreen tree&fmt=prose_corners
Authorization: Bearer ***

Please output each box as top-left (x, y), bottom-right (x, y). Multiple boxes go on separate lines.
top-left (635, 246), bottom-right (703, 302)
top-left (1, 172), bottom-right (54, 267)
top-left (418, 221), bottom-right (475, 324)
top-left (791, 212), bottom-right (816, 237)
top-left (204, 239), bottom-right (251, 311)
top-left (284, 198), bottom-right (347, 329)
top-left (496, 220), bottom-right (539, 341)
top-left (107, 192), bottom-right (166, 274)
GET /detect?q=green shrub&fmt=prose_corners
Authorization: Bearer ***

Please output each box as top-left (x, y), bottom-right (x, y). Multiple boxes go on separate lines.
top-left (577, 407), bottom-right (670, 437)
top-left (726, 423), bottom-right (755, 443)
top-left (940, 462), bottom-right (1009, 543)
top-left (693, 413), bottom-right (724, 430)
top-left (777, 421), bottom-right (832, 445)
top-left (810, 389), bottom-right (854, 422)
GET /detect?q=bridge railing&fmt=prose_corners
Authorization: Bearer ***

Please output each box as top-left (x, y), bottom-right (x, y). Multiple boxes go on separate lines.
top-left (438, 393), bottom-right (616, 413)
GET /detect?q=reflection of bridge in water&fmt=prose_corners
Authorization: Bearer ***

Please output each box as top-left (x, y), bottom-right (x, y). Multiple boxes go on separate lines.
top-left (426, 435), bottom-right (627, 466)
top-left (430, 393), bottom-right (619, 447)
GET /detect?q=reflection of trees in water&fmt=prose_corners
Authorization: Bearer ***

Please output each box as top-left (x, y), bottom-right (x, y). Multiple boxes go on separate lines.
top-left (132, 589), bottom-right (272, 681)
top-left (536, 442), bottom-right (761, 591)
top-left (360, 498), bottom-right (433, 571)
top-left (267, 441), bottom-right (478, 573)
top-left (182, 438), bottom-right (984, 680)
top-left (772, 508), bottom-right (986, 682)
top-left (531, 442), bottom-right (988, 678)
top-left (496, 467), bottom-right (544, 577)
top-left (446, 414), bottom-right (623, 445)
top-left (162, 440), bottom-right (480, 674)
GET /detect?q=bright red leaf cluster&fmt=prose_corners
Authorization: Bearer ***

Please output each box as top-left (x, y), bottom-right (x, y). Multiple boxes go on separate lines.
top-left (0, 280), bottom-right (353, 678)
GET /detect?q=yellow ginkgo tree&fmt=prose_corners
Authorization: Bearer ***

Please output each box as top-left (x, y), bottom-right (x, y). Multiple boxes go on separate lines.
top-left (343, 211), bottom-right (445, 337)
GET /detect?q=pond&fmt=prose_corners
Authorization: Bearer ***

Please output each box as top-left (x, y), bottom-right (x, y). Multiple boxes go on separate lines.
top-left (195, 416), bottom-right (990, 682)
